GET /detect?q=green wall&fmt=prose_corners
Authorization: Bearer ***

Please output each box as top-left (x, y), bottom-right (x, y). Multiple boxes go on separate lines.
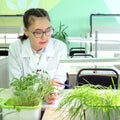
top-left (49, 0), bottom-right (111, 36)
top-left (0, 0), bottom-right (119, 37)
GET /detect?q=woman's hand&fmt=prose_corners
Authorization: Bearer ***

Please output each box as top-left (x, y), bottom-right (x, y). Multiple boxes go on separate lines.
top-left (46, 92), bottom-right (59, 104)
top-left (45, 80), bottom-right (63, 104)
top-left (52, 80), bottom-right (62, 87)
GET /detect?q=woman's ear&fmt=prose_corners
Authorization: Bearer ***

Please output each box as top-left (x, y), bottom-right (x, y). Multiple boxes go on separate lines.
top-left (24, 28), bottom-right (29, 37)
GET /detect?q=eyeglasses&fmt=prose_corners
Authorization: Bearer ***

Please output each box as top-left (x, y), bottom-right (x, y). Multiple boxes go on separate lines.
top-left (28, 27), bottom-right (54, 38)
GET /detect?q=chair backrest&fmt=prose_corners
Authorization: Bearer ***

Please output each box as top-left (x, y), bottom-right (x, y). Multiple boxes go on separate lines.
top-left (0, 47), bottom-right (9, 56)
top-left (69, 47), bottom-right (93, 58)
top-left (76, 68), bottom-right (119, 89)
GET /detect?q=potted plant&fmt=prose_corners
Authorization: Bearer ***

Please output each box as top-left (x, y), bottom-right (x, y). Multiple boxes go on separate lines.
top-left (1, 71), bottom-right (54, 120)
top-left (52, 21), bottom-right (69, 49)
top-left (57, 85), bottom-right (120, 120)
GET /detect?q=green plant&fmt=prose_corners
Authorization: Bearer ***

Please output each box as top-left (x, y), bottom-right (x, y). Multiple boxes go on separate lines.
top-left (4, 71), bottom-right (54, 107)
top-left (52, 21), bottom-right (69, 45)
top-left (57, 85), bottom-right (120, 120)
top-left (0, 97), bottom-right (5, 119)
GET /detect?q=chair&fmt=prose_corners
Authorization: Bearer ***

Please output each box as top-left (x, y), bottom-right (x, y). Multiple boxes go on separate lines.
top-left (64, 72), bottom-right (70, 89)
top-left (76, 68), bottom-right (119, 89)
top-left (69, 47), bottom-right (93, 58)
top-left (0, 47), bottom-right (8, 56)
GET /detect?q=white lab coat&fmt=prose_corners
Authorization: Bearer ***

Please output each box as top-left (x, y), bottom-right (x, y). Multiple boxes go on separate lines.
top-left (8, 38), bottom-right (67, 85)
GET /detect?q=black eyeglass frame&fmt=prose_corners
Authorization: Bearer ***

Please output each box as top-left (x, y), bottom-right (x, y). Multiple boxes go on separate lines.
top-left (28, 27), bottom-right (54, 38)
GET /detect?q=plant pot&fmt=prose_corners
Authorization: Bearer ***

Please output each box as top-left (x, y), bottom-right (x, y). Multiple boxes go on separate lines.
top-left (2, 100), bottom-right (42, 120)
top-left (84, 107), bottom-right (120, 120)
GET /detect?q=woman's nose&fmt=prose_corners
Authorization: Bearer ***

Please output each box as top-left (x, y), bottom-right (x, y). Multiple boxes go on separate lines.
top-left (41, 33), bottom-right (46, 40)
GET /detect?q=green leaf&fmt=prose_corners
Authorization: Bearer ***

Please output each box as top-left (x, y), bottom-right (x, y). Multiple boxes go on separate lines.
top-left (52, 21), bottom-right (68, 45)
top-left (6, 71), bottom-right (55, 107)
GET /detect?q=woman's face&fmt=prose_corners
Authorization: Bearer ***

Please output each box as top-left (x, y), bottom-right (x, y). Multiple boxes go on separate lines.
top-left (24, 17), bottom-right (52, 51)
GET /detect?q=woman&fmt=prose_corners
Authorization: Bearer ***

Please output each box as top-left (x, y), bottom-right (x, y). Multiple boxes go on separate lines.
top-left (8, 8), bottom-right (67, 104)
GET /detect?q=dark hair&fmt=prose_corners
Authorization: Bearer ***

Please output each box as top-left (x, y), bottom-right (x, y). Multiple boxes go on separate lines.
top-left (18, 8), bottom-right (50, 41)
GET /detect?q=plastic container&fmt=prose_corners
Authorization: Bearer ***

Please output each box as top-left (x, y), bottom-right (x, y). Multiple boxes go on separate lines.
top-left (2, 100), bottom-right (42, 120)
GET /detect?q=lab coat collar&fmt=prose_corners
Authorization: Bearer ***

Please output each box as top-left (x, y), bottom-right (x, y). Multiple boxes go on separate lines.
top-left (21, 38), bottom-right (54, 58)
top-left (44, 39), bottom-right (54, 57)
top-left (21, 39), bottom-right (33, 57)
